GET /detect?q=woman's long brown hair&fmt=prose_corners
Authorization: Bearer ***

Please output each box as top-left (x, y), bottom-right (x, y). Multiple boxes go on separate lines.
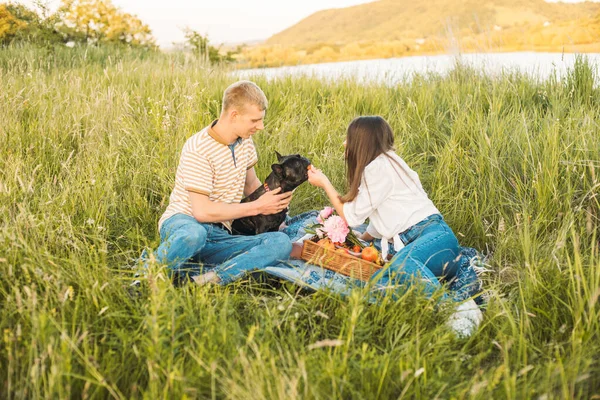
top-left (340, 116), bottom-right (395, 203)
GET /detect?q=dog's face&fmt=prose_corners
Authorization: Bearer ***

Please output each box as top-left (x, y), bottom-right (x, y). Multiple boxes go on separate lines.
top-left (271, 152), bottom-right (311, 192)
top-left (232, 151), bottom-right (311, 235)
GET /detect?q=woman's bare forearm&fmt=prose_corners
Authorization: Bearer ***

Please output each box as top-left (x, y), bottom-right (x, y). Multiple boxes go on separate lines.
top-left (322, 181), bottom-right (346, 221)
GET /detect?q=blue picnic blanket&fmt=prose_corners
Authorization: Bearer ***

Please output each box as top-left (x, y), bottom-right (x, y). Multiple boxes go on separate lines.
top-left (266, 211), bottom-right (484, 303)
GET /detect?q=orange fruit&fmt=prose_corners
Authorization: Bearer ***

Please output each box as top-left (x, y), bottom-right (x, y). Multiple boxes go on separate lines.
top-left (361, 246), bottom-right (379, 263)
top-left (317, 238), bottom-right (335, 250)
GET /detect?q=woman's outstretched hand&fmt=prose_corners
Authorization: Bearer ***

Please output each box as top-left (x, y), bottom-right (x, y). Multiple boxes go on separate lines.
top-left (307, 165), bottom-right (331, 189)
top-left (308, 165), bottom-right (345, 221)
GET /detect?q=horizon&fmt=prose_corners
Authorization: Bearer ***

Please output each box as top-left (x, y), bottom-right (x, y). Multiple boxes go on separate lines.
top-left (13, 0), bottom-right (375, 47)
top-left (13, 0), bottom-right (600, 48)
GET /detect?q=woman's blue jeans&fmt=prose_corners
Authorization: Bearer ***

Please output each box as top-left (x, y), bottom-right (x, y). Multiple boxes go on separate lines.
top-left (370, 214), bottom-right (460, 298)
top-left (152, 214), bottom-right (292, 285)
top-left (277, 211), bottom-right (481, 302)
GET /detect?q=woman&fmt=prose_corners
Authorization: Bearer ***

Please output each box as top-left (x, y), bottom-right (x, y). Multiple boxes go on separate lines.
top-left (307, 116), bottom-right (462, 297)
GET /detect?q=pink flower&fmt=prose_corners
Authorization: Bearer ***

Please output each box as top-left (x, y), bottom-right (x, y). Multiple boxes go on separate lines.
top-left (322, 215), bottom-right (349, 243)
top-left (317, 206), bottom-right (334, 224)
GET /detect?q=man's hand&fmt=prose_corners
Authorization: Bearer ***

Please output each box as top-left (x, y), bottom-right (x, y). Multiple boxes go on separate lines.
top-left (254, 187), bottom-right (293, 215)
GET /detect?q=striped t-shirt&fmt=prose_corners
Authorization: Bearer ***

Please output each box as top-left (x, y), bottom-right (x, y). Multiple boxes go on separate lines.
top-left (158, 120), bottom-right (258, 232)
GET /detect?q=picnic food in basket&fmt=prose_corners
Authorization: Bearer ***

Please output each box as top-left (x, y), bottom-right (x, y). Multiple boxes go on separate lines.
top-left (360, 246), bottom-right (379, 263)
top-left (299, 206), bottom-right (389, 280)
top-left (300, 237), bottom-right (384, 281)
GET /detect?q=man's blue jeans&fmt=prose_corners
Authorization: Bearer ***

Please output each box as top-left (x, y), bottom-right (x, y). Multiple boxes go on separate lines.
top-left (370, 214), bottom-right (460, 297)
top-left (153, 214), bottom-right (293, 285)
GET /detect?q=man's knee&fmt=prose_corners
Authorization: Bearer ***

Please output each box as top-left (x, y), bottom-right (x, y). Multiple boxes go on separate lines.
top-left (186, 225), bottom-right (208, 246)
top-left (167, 224), bottom-right (208, 252)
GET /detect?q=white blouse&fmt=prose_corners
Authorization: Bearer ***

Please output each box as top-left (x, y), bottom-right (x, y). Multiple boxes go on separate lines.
top-left (342, 151), bottom-right (440, 259)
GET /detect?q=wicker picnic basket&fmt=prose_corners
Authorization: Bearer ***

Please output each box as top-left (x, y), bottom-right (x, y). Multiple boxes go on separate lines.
top-left (301, 236), bottom-right (382, 281)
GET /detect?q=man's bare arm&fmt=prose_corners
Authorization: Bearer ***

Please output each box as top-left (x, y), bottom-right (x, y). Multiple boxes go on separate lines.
top-left (189, 189), bottom-right (292, 223)
top-left (244, 167), bottom-right (262, 197)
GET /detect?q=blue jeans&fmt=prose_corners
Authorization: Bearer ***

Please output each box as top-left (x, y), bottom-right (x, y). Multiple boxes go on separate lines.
top-left (153, 214), bottom-right (292, 285)
top-left (270, 211), bottom-right (481, 303)
top-left (370, 214), bottom-right (460, 297)
top-left (281, 210), bottom-right (320, 240)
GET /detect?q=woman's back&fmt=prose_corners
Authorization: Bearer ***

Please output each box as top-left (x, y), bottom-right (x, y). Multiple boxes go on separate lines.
top-left (344, 150), bottom-right (439, 240)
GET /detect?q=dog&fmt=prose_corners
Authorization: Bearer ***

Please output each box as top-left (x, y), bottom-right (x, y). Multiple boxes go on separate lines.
top-left (232, 152), bottom-right (311, 235)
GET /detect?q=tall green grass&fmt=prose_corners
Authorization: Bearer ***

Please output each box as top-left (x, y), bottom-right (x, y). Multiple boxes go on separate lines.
top-left (0, 45), bottom-right (599, 399)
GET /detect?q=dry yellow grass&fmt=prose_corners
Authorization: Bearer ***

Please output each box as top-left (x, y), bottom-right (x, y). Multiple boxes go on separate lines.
top-left (267, 0), bottom-right (599, 46)
top-left (236, 0), bottom-right (600, 68)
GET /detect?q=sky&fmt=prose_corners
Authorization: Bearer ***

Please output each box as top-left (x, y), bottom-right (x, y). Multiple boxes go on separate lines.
top-left (15, 0), bottom-right (599, 48)
top-left (16, 0), bottom-right (374, 47)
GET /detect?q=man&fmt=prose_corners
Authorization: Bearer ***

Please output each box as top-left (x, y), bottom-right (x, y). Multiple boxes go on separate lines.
top-left (153, 81), bottom-right (293, 286)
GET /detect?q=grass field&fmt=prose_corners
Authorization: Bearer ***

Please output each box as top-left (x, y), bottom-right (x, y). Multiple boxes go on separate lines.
top-left (1, 45), bottom-right (599, 399)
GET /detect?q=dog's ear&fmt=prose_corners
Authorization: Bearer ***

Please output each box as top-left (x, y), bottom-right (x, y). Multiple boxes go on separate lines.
top-left (275, 151), bottom-right (283, 162)
top-left (271, 163), bottom-right (284, 177)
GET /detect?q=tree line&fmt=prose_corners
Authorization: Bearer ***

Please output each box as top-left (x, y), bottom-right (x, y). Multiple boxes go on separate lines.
top-left (0, 0), bottom-right (237, 63)
top-left (0, 1), bottom-right (154, 47)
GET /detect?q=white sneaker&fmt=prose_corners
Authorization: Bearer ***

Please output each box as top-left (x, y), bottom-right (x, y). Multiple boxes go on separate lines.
top-left (447, 299), bottom-right (483, 338)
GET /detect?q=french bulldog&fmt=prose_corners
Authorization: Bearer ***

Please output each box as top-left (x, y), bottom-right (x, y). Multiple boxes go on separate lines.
top-left (232, 152), bottom-right (311, 235)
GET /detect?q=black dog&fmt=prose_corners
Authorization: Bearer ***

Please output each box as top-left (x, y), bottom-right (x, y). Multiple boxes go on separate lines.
top-left (232, 152), bottom-right (311, 235)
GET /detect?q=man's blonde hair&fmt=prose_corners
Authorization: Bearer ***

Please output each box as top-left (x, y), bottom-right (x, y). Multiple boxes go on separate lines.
top-left (222, 80), bottom-right (268, 113)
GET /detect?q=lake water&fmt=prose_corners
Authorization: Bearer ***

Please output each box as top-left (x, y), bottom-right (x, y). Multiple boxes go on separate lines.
top-left (235, 52), bottom-right (600, 85)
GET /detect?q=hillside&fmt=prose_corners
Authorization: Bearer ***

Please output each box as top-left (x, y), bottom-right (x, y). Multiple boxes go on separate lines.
top-left (266, 0), bottom-right (600, 46)
top-left (237, 0), bottom-right (600, 67)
